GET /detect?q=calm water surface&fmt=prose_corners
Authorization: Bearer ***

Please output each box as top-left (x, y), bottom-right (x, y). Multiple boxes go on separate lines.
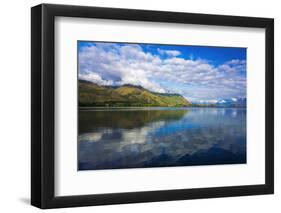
top-left (78, 107), bottom-right (246, 170)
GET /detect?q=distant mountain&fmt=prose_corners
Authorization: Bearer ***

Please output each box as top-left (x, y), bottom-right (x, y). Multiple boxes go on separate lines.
top-left (192, 98), bottom-right (246, 108)
top-left (216, 98), bottom-right (246, 107)
top-left (79, 80), bottom-right (191, 107)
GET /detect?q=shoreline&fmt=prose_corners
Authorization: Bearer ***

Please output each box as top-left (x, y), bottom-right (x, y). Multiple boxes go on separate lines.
top-left (79, 106), bottom-right (247, 110)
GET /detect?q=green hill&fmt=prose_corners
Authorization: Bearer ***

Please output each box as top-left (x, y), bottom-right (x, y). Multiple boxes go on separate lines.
top-left (79, 80), bottom-right (191, 107)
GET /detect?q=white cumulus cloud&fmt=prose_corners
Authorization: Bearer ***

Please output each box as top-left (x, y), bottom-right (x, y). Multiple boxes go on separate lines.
top-left (78, 42), bottom-right (246, 100)
top-left (157, 48), bottom-right (181, 57)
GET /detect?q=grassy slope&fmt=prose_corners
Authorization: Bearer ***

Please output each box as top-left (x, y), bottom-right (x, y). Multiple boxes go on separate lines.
top-left (79, 80), bottom-right (191, 107)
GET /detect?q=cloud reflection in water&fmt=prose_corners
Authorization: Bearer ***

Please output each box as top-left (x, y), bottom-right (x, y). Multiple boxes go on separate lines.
top-left (79, 108), bottom-right (246, 170)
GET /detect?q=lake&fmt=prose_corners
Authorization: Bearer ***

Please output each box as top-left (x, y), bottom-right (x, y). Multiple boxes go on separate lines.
top-left (78, 107), bottom-right (246, 170)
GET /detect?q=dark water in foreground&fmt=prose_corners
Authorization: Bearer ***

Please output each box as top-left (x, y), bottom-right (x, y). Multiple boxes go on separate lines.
top-left (78, 107), bottom-right (246, 170)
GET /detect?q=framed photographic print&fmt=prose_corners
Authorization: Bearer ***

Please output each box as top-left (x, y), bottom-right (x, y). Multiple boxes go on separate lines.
top-left (31, 4), bottom-right (274, 209)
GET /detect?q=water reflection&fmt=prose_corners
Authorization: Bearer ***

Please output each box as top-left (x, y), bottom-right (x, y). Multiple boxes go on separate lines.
top-left (79, 108), bottom-right (246, 170)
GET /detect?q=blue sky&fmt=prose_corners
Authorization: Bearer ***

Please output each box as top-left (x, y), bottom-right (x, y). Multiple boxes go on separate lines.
top-left (78, 41), bottom-right (246, 102)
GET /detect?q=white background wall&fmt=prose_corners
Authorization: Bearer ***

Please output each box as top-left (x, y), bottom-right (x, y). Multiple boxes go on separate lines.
top-left (0, 0), bottom-right (279, 212)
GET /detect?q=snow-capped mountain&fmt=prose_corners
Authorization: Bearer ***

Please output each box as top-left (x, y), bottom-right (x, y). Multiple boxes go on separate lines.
top-left (192, 98), bottom-right (246, 107)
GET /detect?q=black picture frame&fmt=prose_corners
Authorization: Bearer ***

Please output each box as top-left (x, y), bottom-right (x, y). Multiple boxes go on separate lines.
top-left (31, 3), bottom-right (274, 209)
